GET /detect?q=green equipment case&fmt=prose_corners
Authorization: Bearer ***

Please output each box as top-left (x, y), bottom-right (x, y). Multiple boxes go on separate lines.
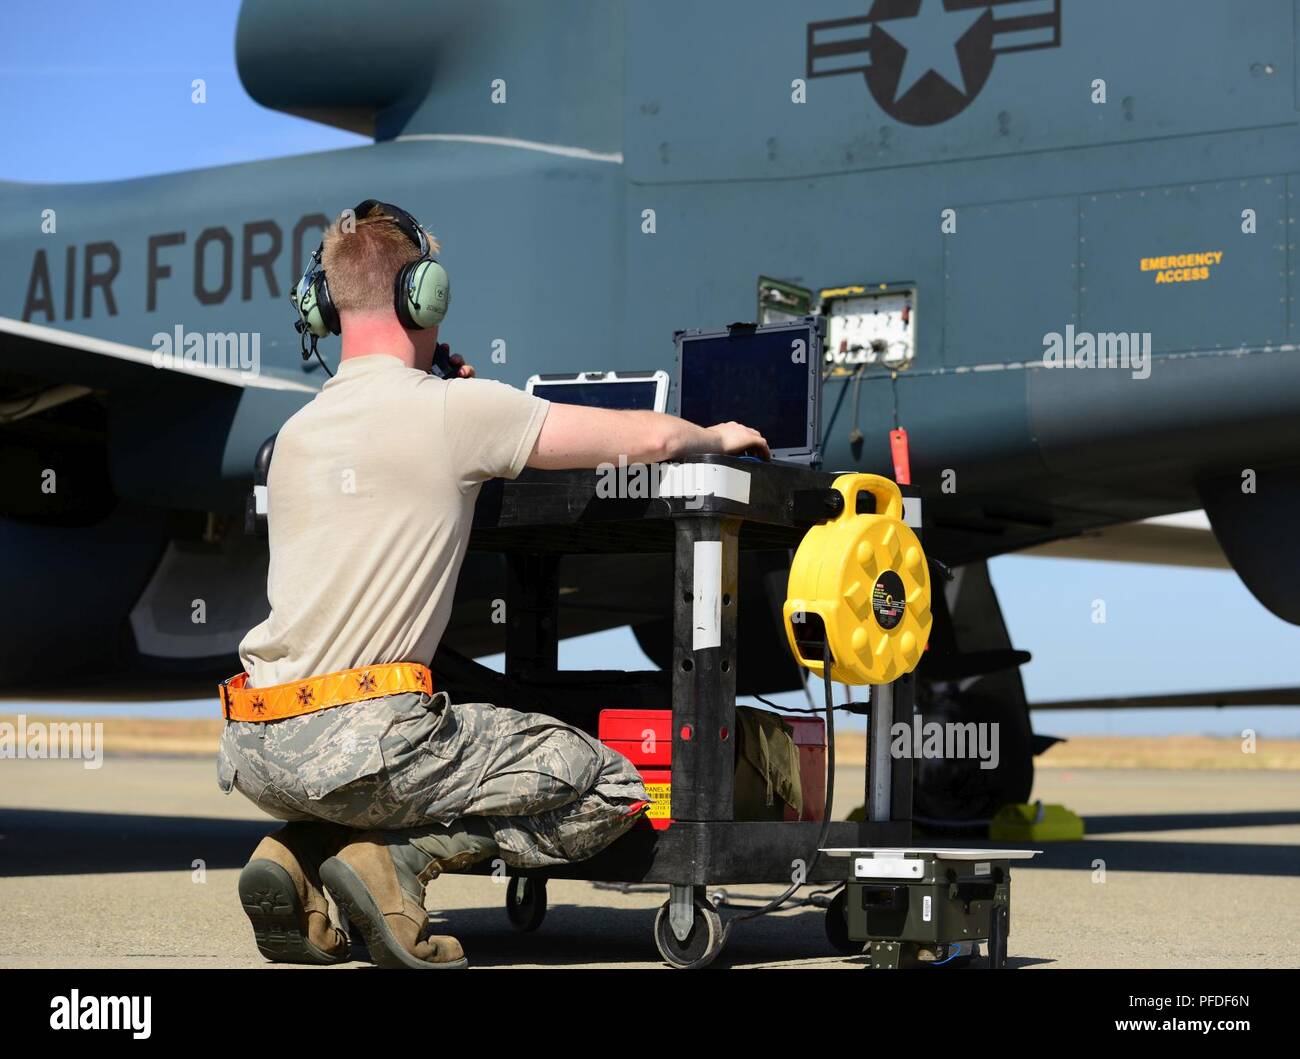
top-left (822, 847), bottom-right (1039, 968)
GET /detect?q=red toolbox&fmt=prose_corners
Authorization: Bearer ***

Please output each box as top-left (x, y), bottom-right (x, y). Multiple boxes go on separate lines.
top-left (599, 708), bottom-right (827, 829)
top-left (599, 709), bottom-right (673, 829)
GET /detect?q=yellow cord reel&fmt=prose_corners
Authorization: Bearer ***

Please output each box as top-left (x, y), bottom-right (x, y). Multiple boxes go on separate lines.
top-left (783, 474), bottom-right (931, 685)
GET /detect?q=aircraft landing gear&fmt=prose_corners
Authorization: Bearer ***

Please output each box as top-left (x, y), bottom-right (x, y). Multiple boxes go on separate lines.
top-left (912, 685), bottom-right (1034, 824)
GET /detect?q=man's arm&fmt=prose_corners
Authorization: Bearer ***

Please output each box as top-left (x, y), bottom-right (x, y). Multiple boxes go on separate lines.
top-left (526, 404), bottom-right (769, 470)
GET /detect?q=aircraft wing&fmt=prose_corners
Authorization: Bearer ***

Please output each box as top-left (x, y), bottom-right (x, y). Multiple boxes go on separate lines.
top-left (1019, 513), bottom-right (1286, 710)
top-left (1031, 686), bottom-right (1300, 710)
top-left (1018, 511), bottom-right (1227, 569)
top-left (0, 314), bottom-right (319, 691)
top-left (0, 671), bottom-right (222, 705)
top-left (0, 315), bottom-right (315, 396)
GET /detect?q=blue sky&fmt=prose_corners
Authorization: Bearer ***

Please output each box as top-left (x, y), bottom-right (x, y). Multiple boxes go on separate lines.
top-left (3, 1), bottom-right (1298, 737)
top-left (0, 1), bottom-right (365, 184)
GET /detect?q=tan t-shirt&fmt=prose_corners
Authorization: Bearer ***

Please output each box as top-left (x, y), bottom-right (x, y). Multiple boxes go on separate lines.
top-left (239, 354), bottom-right (549, 687)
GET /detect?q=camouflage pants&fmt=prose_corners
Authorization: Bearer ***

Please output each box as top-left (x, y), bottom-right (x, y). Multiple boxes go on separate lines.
top-left (217, 691), bottom-right (647, 869)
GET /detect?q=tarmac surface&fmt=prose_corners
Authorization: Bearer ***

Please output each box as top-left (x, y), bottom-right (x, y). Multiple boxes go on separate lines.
top-left (0, 756), bottom-right (1297, 969)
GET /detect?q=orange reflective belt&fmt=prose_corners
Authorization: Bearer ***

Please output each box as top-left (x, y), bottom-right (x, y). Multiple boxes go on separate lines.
top-left (218, 663), bottom-right (434, 722)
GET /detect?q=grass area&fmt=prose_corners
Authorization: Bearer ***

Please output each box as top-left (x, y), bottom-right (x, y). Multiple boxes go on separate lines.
top-left (0, 715), bottom-right (223, 757)
top-left (1034, 735), bottom-right (1300, 770)
top-left (832, 731), bottom-right (1299, 769)
top-left (832, 732), bottom-right (1298, 769)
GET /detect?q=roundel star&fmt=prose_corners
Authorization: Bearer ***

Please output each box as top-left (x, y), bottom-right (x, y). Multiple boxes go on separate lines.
top-left (877, 0), bottom-right (987, 103)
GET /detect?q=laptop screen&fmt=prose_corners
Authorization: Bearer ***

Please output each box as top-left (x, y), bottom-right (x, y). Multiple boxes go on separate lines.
top-left (529, 380), bottom-right (659, 411)
top-left (676, 321), bottom-right (821, 461)
top-left (526, 371), bottom-right (668, 412)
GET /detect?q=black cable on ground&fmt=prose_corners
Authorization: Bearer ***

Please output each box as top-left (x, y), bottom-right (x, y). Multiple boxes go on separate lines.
top-left (591, 881), bottom-right (843, 912)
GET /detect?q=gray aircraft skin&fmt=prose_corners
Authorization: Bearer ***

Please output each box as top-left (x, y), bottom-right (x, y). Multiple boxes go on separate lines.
top-left (3, 0), bottom-right (1298, 813)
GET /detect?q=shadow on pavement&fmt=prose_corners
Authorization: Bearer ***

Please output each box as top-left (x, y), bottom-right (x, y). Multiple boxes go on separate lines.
top-left (1080, 810), bottom-right (1300, 834)
top-left (3, 807), bottom-right (1296, 882)
top-left (0, 808), bottom-right (273, 877)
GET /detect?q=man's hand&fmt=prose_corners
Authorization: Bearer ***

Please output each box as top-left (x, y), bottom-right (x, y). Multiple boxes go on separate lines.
top-left (708, 421), bottom-right (770, 460)
top-left (528, 409), bottom-right (771, 470)
top-left (434, 343), bottom-right (476, 379)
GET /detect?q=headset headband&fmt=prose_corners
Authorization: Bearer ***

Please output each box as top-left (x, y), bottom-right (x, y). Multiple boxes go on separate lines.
top-left (291, 199), bottom-right (450, 376)
top-left (351, 199), bottom-right (429, 256)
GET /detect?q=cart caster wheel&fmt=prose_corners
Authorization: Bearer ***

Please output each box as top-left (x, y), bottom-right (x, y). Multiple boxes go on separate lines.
top-left (825, 890), bottom-right (861, 955)
top-left (654, 900), bottom-right (723, 969)
top-left (505, 876), bottom-right (547, 933)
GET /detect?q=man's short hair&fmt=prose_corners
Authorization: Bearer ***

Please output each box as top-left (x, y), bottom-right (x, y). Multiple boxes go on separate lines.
top-left (321, 207), bottom-right (442, 315)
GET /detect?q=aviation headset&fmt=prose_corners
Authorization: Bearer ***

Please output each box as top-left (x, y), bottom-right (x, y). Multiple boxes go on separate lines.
top-left (290, 199), bottom-right (451, 373)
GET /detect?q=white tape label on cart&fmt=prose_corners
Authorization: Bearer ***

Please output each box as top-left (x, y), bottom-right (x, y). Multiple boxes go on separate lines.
top-left (659, 463), bottom-right (751, 504)
top-left (692, 540), bottom-right (722, 650)
top-left (923, 895), bottom-right (932, 922)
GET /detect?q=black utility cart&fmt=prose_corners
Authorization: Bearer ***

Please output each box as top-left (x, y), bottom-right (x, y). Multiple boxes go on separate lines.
top-left (441, 453), bottom-right (918, 968)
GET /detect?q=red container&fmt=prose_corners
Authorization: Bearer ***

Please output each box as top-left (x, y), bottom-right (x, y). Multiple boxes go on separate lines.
top-left (598, 708), bottom-right (827, 828)
top-left (599, 709), bottom-right (673, 829)
top-left (782, 716), bottom-right (827, 822)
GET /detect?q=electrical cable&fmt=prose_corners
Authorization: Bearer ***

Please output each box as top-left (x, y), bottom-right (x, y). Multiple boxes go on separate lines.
top-left (591, 880), bottom-right (844, 912)
top-left (819, 374), bottom-right (851, 451)
top-left (299, 330), bottom-right (335, 377)
top-left (849, 363), bottom-right (866, 443)
top-left (749, 693), bottom-right (868, 717)
top-left (312, 345), bottom-right (335, 377)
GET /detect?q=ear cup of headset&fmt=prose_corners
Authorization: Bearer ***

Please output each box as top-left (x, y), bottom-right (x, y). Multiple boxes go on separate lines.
top-left (293, 202), bottom-right (449, 337)
top-left (291, 262), bottom-right (334, 338)
top-left (316, 272), bottom-right (341, 335)
top-left (396, 257), bottom-right (450, 329)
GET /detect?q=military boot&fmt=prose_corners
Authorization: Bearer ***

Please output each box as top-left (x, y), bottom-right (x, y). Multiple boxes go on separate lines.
top-left (238, 821), bottom-right (351, 964)
top-left (406, 817), bottom-right (501, 879)
top-left (320, 820), bottom-right (498, 970)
